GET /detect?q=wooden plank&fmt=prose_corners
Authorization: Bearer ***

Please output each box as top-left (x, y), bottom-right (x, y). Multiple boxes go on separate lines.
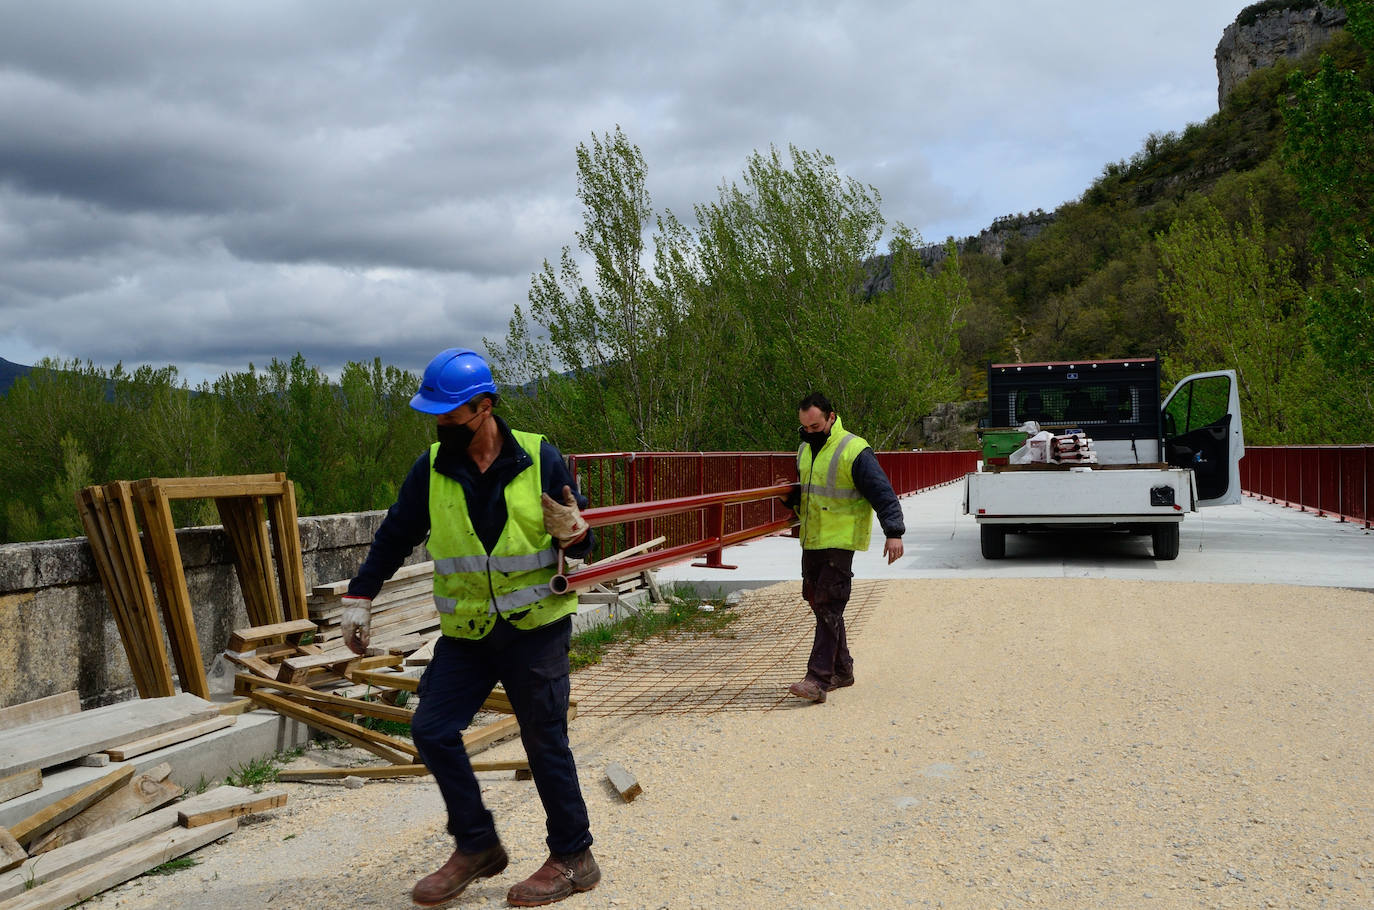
top-left (345, 669), bottom-right (419, 692)
top-left (266, 474), bottom-right (310, 622)
top-left (215, 496), bottom-right (282, 628)
top-left (130, 480), bottom-right (209, 698)
top-left (232, 675), bottom-right (415, 724)
top-left (215, 698), bottom-right (256, 717)
top-left (277, 764), bottom-right (431, 782)
top-left (0, 830), bottom-right (22, 875)
top-left (8, 765), bottom-right (136, 847)
top-left (0, 786), bottom-right (250, 901)
top-left (0, 770), bottom-right (42, 804)
top-left (0, 693), bottom-right (220, 778)
top-left (247, 691), bottom-right (416, 763)
top-left (226, 619), bottom-right (317, 651)
top-left (463, 715), bottom-right (520, 755)
top-left (0, 692), bottom-right (81, 732)
top-left (75, 487), bottom-right (150, 697)
top-left (142, 474), bottom-right (286, 498)
top-left (27, 764), bottom-right (181, 856)
top-left (104, 482), bottom-right (181, 695)
top-left (103, 714), bottom-right (237, 761)
top-left (605, 762), bottom-right (642, 802)
top-left (310, 561), bottom-right (434, 597)
top-left (223, 651), bottom-right (280, 680)
top-left (586, 535), bottom-right (666, 567)
top-left (177, 788), bottom-right (286, 828)
top-left (82, 485), bottom-right (174, 698)
top-left (0, 818), bottom-right (237, 910)
top-left (403, 633), bottom-right (440, 667)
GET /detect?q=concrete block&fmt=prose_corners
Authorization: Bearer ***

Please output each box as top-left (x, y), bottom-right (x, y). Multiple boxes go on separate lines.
top-left (0, 544), bottom-right (38, 592)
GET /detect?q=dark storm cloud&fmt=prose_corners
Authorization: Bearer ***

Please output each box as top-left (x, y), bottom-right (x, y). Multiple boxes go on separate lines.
top-left (0, 0), bottom-right (1247, 384)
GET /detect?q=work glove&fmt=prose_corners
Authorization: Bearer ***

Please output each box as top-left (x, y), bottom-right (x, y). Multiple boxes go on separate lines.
top-left (540, 485), bottom-right (589, 547)
top-left (340, 596), bottom-right (372, 655)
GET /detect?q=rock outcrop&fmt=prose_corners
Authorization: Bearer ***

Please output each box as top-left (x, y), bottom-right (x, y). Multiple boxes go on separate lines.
top-left (1216, 1), bottom-right (1348, 106)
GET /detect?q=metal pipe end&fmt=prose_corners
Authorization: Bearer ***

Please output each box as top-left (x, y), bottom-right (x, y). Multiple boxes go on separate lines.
top-left (549, 575), bottom-right (570, 595)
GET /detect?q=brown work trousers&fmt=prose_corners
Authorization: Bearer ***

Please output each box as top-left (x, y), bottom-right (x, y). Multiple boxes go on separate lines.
top-left (800, 547), bottom-right (855, 686)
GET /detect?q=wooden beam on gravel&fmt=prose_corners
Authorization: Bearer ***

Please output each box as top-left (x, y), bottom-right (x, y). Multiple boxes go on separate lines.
top-left (247, 691), bottom-right (416, 764)
top-left (0, 786), bottom-right (256, 901)
top-left (177, 787), bottom-right (287, 828)
top-left (8, 766), bottom-right (136, 848)
top-left (27, 763), bottom-right (181, 856)
top-left (0, 818), bottom-right (238, 910)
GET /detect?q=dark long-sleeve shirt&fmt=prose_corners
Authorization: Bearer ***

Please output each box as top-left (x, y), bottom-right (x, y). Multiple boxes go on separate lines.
top-left (347, 416), bottom-right (593, 599)
top-left (784, 445), bottom-right (906, 540)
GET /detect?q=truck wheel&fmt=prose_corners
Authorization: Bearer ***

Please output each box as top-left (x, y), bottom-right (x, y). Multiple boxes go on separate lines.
top-left (980, 525), bottom-right (1006, 559)
top-left (1152, 523), bottom-right (1180, 560)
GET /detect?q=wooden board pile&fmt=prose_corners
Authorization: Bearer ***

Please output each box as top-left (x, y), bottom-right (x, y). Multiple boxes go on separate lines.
top-left (76, 474), bottom-right (309, 700)
top-left (1050, 432), bottom-right (1099, 465)
top-left (308, 561), bottom-right (439, 652)
top-left (226, 564), bottom-right (553, 781)
top-left (0, 691), bottom-right (284, 909)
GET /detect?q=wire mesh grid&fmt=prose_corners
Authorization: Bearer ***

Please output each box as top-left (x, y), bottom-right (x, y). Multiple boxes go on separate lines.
top-left (569, 580), bottom-right (884, 715)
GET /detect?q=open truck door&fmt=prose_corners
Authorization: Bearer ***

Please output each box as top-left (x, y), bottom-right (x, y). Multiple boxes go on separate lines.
top-left (1161, 370), bottom-right (1244, 507)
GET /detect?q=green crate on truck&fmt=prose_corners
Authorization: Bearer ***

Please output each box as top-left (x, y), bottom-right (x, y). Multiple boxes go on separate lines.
top-left (981, 429), bottom-right (1028, 462)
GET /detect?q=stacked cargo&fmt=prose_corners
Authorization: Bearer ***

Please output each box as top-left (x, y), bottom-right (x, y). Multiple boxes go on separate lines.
top-left (1050, 432), bottom-right (1098, 464)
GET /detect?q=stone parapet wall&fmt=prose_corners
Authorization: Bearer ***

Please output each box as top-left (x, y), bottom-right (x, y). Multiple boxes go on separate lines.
top-left (0, 512), bottom-right (425, 709)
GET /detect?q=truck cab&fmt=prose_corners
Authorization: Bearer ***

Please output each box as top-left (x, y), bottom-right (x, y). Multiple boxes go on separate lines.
top-left (964, 357), bottom-right (1244, 559)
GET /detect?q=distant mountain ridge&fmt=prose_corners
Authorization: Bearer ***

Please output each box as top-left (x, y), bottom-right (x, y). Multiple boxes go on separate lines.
top-left (0, 357), bottom-right (31, 396)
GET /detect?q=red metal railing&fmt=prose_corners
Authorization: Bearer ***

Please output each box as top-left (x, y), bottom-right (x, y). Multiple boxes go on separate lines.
top-left (564, 449), bottom-right (979, 573)
top-left (1240, 445), bottom-right (1373, 528)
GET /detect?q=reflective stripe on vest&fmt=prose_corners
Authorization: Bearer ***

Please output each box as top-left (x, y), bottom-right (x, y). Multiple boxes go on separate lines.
top-left (795, 414), bottom-right (874, 551)
top-left (426, 430), bottom-right (578, 638)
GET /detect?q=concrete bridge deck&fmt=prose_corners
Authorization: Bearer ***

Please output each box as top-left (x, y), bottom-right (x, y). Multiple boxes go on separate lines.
top-left (658, 481), bottom-right (1374, 596)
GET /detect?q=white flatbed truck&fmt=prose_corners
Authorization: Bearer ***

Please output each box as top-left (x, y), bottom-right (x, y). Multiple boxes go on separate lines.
top-left (963, 358), bottom-right (1244, 560)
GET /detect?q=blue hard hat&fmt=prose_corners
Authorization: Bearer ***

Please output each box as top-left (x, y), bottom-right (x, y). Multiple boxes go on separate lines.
top-left (410, 348), bottom-right (498, 414)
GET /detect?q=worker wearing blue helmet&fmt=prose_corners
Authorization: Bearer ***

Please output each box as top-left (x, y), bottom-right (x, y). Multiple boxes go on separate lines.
top-left (341, 347), bottom-right (600, 907)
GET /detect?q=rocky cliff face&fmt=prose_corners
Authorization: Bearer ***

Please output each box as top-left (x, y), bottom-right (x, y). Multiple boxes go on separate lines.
top-left (1216, 1), bottom-right (1348, 106)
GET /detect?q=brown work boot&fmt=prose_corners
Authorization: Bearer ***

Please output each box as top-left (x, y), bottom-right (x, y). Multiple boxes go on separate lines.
top-left (787, 677), bottom-right (826, 703)
top-left (826, 671), bottom-right (855, 691)
top-left (506, 848), bottom-right (600, 907)
top-left (412, 843), bottom-right (509, 907)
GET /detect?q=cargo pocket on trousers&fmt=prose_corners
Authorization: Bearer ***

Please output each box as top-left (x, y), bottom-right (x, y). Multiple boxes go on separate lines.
top-left (816, 558), bottom-right (853, 606)
top-left (528, 650), bottom-right (571, 721)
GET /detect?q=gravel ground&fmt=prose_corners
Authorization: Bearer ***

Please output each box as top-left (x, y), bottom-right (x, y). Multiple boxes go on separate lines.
top-left (85, 578), bottom-right (1374, 910)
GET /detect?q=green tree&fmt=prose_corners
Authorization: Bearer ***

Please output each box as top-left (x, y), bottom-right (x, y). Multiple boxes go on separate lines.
top-left (1156, 199), bottom-right (1319, 442)
top-left (1282, 1), bottom-right (1374, 433)
top-left (691, 145), bottom-right (952, 448)
top-left (487, 126), bottom-right (677, 452)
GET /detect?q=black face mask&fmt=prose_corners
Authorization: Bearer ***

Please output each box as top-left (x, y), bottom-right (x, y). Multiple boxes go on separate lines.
top-left (437, 423), bottom-right (477, 453)
top-left (799, 426), bottom-right (831, 449)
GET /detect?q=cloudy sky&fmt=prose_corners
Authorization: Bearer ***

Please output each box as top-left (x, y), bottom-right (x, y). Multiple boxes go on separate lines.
top-left (1, 1), bottom-right (1248, 386)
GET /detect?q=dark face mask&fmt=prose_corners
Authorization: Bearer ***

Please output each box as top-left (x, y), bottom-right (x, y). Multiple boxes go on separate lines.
top-left (437, 422), bottom-right (476, 452)
top-left (437, 408), bottom-right (486, 453)
top-left (798, 426), bottom-right (831, 449)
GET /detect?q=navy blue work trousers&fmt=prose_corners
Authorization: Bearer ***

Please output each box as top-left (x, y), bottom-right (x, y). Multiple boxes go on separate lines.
top-left (800, 547), bottom-right (855, 684)
top-left (411, 615), bottom-right (592, 857)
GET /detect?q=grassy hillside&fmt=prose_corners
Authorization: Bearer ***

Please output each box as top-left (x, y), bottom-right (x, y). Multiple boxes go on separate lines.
top-left (953, 30), bottom-right (1366, 399)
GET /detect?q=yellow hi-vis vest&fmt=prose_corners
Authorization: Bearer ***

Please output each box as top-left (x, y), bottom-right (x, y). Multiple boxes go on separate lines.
top-left (426, 431), bottom-right (578, 639)
top-left (796, 414), bottom-right (874, 552)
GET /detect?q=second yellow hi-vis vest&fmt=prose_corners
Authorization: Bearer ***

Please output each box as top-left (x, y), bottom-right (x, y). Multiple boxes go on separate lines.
top-left (796, 414), bottom-right (874, 551)
top-left (426, 431), bottom-right (578, 639)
